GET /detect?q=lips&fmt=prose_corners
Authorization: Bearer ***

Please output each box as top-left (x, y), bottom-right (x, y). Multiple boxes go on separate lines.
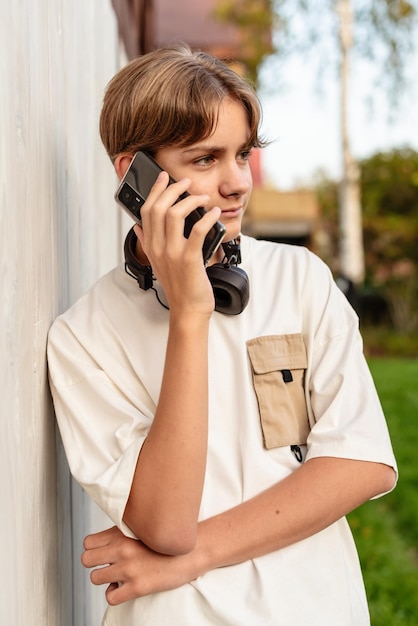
top-left (221, 207), bottom-right (242, 217)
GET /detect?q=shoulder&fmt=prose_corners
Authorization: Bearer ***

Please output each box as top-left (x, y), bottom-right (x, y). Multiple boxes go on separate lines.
top-left (240, 235), bottom-right (357, 334)
top-left (47, 262), bottom-right (169, 375)
top-left (48, 265), bottom-right (129, 342)
top-left (47, 264), bottom-right (147, 387)
top-left (242, 234), bottom-right (326, 265)
top-left (241, 234), bottom-right (333, 287)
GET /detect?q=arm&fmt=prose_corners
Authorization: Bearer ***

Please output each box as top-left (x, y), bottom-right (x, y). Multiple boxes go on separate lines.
top-left (123, 312), bottom-right (210, 554)
top-left (82, 456), bottom-right (396, 604)
top-left (122, 173), bottom-right (221, 555)
top-left (195, 456), bottom-right (395, 567)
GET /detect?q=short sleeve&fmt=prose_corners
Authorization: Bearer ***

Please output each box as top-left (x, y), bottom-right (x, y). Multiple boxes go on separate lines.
top-left (48, 316), bottom-right (153, 538)
top-left (304, 277), bottom-right (397, 495)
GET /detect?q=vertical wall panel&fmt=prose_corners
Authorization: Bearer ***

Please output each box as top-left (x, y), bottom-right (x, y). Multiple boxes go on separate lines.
top-left (0, 1), bottom-right (123, 623)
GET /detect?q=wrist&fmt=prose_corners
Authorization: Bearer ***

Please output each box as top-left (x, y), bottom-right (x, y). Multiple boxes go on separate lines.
top-left (192, 518), bottom-right (227, 577)
top-left (169, 310), bottom-right (212, 334)
top-left (189, 529), bottom-right (214, 580)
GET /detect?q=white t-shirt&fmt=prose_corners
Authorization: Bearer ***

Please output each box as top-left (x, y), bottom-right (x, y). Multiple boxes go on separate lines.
top-left (48, 235), bottom-right (397, 625)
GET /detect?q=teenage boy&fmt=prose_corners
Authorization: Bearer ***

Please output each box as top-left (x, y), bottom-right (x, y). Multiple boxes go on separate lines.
top-left (48, 43), bottom-right (397, 625)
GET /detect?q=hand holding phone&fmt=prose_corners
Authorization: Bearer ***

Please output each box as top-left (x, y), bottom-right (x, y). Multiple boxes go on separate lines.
top-left (115, 151), bottom-right (226, 264)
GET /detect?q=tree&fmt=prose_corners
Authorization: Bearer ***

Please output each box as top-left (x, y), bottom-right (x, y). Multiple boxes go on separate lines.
top-left (315, 148), bottom-right (418, 331)
top-left (214, 0), bottom-right (417, 286)
top-left (361, 147), bottom-right (418, 331)
top-left (337, 0), bottom-right (365, 284)
top-left (334, 0), bottom-right (416, 286)
top-left (213, 0), bottom-right (276, 86)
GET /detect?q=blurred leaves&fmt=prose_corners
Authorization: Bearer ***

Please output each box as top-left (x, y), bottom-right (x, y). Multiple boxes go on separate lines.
top-left (214, 0), bottom-right (418, 100)
top-left (315, 147), bottom-right (418, 330)
top-left (213, 0), bottom-right (278, 85)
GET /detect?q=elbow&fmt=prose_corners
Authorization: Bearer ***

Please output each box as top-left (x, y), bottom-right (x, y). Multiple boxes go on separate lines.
top-left (145, 525), bottom-right (198, 556)
top-left (380, 463), bottom-right (397, 494)
top-left (126, 516), bottom-right (198, 555)
top-left (124, 499), bottom-right (199, 555)
top-left (371, 462), bottom-right (397, 498)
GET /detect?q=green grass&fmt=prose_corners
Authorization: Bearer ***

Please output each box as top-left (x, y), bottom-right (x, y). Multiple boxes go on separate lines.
top-left (347, 358), bottom-right (418, 625)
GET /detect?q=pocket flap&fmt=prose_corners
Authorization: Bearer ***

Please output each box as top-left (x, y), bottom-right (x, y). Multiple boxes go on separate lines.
top-left (247, 334), bottom-right (307, 374)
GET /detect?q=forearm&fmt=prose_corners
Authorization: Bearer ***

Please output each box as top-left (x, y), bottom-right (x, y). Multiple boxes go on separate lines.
top-left (124, 313), bottom-right (210, 554)
top-left (83, 456), bottom-right (396, 605)
top-left (195, 457), bottom-right (396, 573)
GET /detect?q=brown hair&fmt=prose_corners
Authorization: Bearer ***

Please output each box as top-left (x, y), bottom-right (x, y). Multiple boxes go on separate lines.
top-left (100, 43), bottom-right (265, 162)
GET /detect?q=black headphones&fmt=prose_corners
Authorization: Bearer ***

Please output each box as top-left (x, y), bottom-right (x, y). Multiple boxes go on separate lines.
top-left (124, 227), bottom-right (249, 315)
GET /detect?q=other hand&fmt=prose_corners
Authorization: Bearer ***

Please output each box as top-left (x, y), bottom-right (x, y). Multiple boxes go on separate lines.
top-left (82, 526), bottom-right (200, 605)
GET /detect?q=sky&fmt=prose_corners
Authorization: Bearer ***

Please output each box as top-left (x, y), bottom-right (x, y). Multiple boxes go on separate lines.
top-left (257, 52), bottom-right (418, 190)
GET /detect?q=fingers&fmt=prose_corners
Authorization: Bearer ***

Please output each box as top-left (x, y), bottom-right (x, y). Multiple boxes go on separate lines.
top-left (82, 530), bottom-right (138, 604)
top-left (85, 545), bottom-right (145, 606)
top-left (140, 172), bottom-right (215, 253)
top-left (106, 581), bottom-right (137, 606)
top-left (141, 173), bottom-right (194, 234)
top-left (82, 526), bottom-right (129, 571)
top-left (90, 563), bottom-right (116, 585)
top-left (82, 545), bottom-right (113, 569)
top-left (83, 525), bottom-right (120, 550)
top-left (81, 526), bottom-right (194, 605)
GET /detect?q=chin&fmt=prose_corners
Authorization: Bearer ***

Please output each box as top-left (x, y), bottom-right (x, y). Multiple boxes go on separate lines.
top-left (223, 224), bottom-right (242, 243)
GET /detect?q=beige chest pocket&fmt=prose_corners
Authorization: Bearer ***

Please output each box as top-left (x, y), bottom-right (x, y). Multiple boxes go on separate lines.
top-left (247, 334), bottom-right (310, 450)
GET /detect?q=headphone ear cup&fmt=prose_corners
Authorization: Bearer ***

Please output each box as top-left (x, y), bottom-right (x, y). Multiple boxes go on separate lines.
top-left (124, 227), bottom-right (249, 314)
top-left (124, 227), bottom-right (153, 290)
top-left (206, 264), bottom-right (249, 315)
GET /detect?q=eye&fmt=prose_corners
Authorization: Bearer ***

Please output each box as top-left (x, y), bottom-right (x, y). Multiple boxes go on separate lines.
top-left (238, 149), bottom-right (253, 162)
top-left (194, 155), bottom-right (215, 166)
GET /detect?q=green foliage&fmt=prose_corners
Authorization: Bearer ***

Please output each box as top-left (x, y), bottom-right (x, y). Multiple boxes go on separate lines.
top-left (356, 0), bottom-right (416, 93)
top-left (362, 326), bottom-right (418, 358)
top-left (248, 0), bottom-right (418, 98)
top-left (361, 148), bottom-right (418, 217)
top-left (213, 0), bottom-right (276, 85)
top-left (348, 358), bottom-right (418, 625)
top-left (361, 148), bottom-right (418, 330)
top-left (314, 148), bottom-right (418, 330)
top-left (313, 170), bottom-right (340, 272)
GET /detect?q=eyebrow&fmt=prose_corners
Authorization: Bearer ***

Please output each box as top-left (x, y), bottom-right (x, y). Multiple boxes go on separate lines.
top-left (182, 142), bottom-right (252, 155)
top-left (182, 145), bottom-right (224, 154)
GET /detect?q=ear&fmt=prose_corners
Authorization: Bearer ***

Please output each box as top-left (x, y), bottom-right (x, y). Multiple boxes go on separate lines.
top-left (114, 154), bottom-right (134, 180)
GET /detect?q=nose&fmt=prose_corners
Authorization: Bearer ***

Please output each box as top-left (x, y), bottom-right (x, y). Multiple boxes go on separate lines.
top-left (219, 160), bottom-right (252, 198)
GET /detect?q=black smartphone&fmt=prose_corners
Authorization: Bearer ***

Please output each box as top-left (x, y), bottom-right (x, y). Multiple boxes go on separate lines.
top-left (115, 151), bottom-right (226, 264)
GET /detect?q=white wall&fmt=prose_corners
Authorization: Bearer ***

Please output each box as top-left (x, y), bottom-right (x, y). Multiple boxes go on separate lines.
top-left (0, 2), bottom-right (124, 623)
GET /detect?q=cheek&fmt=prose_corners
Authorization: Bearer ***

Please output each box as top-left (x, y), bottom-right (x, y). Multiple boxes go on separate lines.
top-left (247, 174), bottom-right (253, 195)
top-left (188, 175), bottom-right (217, 200)
top-left (244, 175), bottom-right (253, 203)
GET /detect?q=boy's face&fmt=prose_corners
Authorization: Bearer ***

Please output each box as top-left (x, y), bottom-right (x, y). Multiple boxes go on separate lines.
top-left (155, 97), bottom-right (253, 243)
